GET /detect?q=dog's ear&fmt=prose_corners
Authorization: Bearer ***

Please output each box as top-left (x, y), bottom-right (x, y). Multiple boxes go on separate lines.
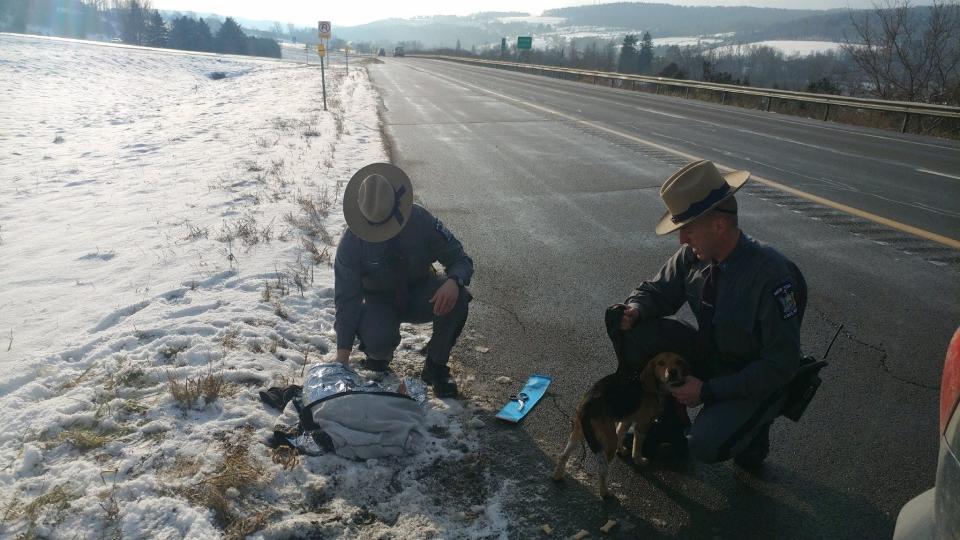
top-left (640, 357), bottom-right (660, 395)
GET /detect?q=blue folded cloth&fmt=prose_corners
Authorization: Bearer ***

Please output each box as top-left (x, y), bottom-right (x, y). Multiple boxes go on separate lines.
top-left (495, 374), bottom-right (552, 423)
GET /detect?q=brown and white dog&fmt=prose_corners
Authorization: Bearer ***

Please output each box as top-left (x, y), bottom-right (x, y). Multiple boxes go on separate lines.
top-left (551, 352), bottom-right (689, 498)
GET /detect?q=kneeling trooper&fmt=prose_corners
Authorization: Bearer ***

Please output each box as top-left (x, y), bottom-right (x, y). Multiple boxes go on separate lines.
top-left (333, 163), bottom-right (473, 397)
top-left (617, 160), bottom-right (807, 468)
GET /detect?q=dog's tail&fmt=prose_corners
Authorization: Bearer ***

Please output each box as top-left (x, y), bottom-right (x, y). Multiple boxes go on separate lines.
top-left (579, 397), bottom-right (606, 455)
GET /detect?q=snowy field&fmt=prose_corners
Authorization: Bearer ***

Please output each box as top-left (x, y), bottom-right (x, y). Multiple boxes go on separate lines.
top-left (0, 34), bottom-right (508, 539)
top-left (711, 40), bottom-right (845, 56)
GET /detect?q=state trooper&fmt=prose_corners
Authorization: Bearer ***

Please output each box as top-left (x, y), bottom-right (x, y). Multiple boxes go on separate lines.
top-left (333, 163), bottom-right (473, 398)
top-left (616, 160), bottom-right (807, 468)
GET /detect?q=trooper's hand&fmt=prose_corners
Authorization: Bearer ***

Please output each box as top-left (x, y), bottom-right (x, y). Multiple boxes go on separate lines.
top-left (335, 349), bottom-right (351, 366)
top-left (670, 376), bottom-right (703, 407)
top-left (430, 279), bottom-right (460, 316)
top-left (620, 305), bottom-right (640, 330)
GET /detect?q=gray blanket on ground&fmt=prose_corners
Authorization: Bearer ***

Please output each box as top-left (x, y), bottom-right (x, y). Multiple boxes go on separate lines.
top-left (285, 362), bottom-right (428, 460)
top-left (307, 392), bottom-right (426, 460)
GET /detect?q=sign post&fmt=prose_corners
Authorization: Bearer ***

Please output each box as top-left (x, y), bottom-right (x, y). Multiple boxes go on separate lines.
top-left (318, 20), bottom-right (331, 112)
top-left (345, 45), bottom-right (349, 71)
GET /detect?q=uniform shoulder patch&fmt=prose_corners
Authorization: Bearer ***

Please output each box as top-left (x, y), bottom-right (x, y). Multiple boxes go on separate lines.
top-left (434, 218), bottom-right (453, 242)
top-left (772, 281), bottom-right (799, 320)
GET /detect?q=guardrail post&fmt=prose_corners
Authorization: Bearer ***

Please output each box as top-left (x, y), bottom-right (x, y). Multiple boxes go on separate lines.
top-left (656, 83), bottom-right (662, 95)
top-left (901, 112), bottom-right (910, 133)
top-left (721, 91), bottom-right (727, 105)
top-left (766, 96), bottom-right (773, 112)
top-left (823, 103), bottom-right (830, 122)
top-left (685, 87), bottom-right (690, 99)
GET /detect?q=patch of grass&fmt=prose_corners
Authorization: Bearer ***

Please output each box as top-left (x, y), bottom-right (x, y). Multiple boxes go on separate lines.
top-left (98, 471), bottom-right (122, 540)
top-left (119, 399), bottom-right (149, 416)
top-left (254, 135), bottom-right (276, 149)
top-left (241, 160), bottom-right (264, 173)
top-left (112, 367), bottom-right (149, 389)
top-left (271, 117), bottom-right (296, 131)
top-left (288, 254), bottom-right (314, 297)
top-left (273, 300), bottom-right (289, 321)
top-left (59, 362), bottom-right (97, 391)
top-left (270, 446), bottom-right (299, 470)
top-left (183, 223), bottom-right (209, 240)
top-left (217, 215), bottom-right (274, 247)
top-left (55, 426), bottom-right (128, 452)
top-left (158, 343), bottom-right (189, 361)
top-left (225, 511), bottom-right (273, 540)
top-left (10, 485), bottom-right (73, 538)
top-left (302, 237), bottom-right (330, 266)
top-left (167, 366), bottom-right (225, 408)
top-left (217, 326), bottom-right (241, 350)
top-left (182, 428), bottom-right (271, 533)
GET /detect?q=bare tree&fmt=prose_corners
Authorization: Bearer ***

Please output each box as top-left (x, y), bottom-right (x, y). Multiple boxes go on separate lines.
top-left (842, 0), bottom-right (960, 104)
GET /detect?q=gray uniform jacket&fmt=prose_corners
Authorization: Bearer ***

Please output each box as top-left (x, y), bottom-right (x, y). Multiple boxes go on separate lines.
top-left (626, 233), bottom-right (806, 403)
top-left (334, 205), bottom-right (474, 350)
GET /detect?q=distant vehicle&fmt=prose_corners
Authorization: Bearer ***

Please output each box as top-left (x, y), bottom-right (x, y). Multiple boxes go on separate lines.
top-left (893, 327), bottom-right (960, 540)
top-left (393, 46), bottom-right (404, 57)
top-left (378, 48), bottom-right (386, 57)
top-left (110, 38), bottom-right (122, 43)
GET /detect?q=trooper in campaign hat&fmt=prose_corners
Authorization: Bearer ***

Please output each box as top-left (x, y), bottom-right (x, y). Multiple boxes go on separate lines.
top-left (612, 160), bottom-right (808, 468)
top-left (334, 163), bottom-right (473, 397)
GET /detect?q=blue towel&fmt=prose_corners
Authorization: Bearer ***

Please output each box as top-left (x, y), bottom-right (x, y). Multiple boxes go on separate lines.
top-left (495, 374), bottom-right (552, 423)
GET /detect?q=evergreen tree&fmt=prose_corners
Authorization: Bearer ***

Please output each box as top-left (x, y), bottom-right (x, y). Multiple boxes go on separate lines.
top-left (120, 0), bottom-right (148, 45)
top-left (618, 34), bottom-right (638, 73)
top-left (144, 10), bottom-right (168, 47)
top-left (637, 31), bottom-right (654, 74)
top-left (169, 16), bottom-right (194, 50)
top-left (215, 17), bottom-right (247, 55)
top-left (196, 18), bottom-right (213, 52)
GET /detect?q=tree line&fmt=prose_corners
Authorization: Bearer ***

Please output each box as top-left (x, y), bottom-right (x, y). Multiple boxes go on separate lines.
top-left (0, 0), bottom-right (280, 59)
top-left (448, 0), bottom-right (959, 105)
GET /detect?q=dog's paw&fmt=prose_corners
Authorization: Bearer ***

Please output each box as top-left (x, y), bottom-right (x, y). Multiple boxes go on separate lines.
top-left (636, 456), bottom-right (650, 466)
top-left (550, 470), bottom-right (565, 482)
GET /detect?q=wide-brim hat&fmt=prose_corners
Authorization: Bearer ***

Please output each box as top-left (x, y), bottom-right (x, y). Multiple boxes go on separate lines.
top-left (655, 160), bottom-right (750, 235)
top-left (343, 163), bottom-right (414, 242)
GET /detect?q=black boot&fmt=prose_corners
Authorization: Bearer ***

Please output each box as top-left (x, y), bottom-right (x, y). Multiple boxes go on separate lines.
top-left (359, 356), bottom-right (391, 373)
top-left (640, 400), bottom-right (690, 460)
top-left (420, 362), bottom-right (458, 398)
top-left (734, 422), bottom-right (771, 469)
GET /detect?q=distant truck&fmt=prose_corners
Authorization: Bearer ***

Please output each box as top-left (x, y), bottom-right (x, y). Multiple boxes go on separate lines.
top-left (393, 46), bottom-right (404, 57)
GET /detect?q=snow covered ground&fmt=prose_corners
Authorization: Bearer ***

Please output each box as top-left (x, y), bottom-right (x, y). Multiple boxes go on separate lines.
top-left (0, 34), bottom-right (509, 539)
top-left (711, 40), bottom-right (845, 57)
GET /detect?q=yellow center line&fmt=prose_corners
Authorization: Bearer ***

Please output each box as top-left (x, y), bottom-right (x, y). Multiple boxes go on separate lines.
top-left (415, 63), bottom-right (960, 250)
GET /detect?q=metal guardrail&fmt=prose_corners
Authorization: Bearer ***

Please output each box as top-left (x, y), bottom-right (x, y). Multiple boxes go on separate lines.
top-left (412, 54), bottom-right (960, 133)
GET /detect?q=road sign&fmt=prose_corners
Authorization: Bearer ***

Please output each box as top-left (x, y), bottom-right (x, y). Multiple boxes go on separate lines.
top-left (317, 44), bottom-right (326, 57)
top-left (318, 20), bottom-right (331, 39)
top-left (517, 36), bottom-right (532, 50)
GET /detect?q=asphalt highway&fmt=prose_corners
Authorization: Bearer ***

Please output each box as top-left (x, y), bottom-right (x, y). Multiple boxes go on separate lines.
top-left (368, 58), bottom-right (960, 539)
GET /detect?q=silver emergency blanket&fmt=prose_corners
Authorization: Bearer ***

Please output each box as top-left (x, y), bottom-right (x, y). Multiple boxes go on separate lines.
top-left (292, 363), bottom-right (428, 459)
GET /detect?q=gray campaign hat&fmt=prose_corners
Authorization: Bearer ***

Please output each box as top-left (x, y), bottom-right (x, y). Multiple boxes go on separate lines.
top-left (655, 160), bottom-right (750, 235)
top-left (343, 163), bottom-right (414, 242)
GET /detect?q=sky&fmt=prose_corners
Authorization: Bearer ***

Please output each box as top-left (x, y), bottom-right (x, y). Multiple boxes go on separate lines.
top-left (149, 0), bottom-right (908, 27)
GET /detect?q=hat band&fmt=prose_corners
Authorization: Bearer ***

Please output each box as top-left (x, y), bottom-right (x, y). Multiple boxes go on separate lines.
top-left (670, 184), bottom-right (730, 224)
top-left (364, 185), bottom-right (406, 227)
